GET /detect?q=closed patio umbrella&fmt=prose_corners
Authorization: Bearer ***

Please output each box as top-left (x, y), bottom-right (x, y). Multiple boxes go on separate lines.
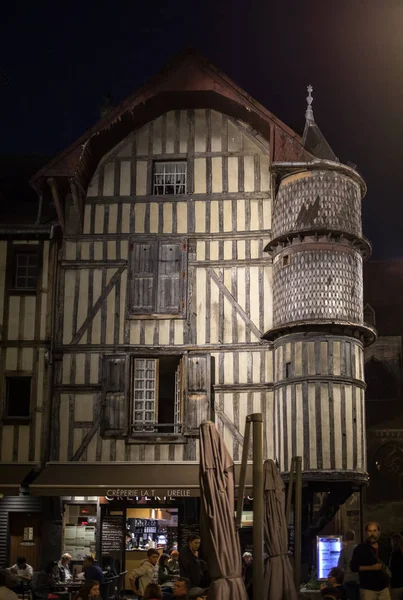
top-left (263, 459), bottom-right (297, 600)
top-left (199, 421), bottom-right (247, 600)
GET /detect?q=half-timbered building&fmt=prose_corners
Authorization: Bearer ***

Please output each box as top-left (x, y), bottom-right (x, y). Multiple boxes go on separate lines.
top-left (0, 156), bottom-right (61, 568)
top-left (0, 51), bottom-right (374, 571)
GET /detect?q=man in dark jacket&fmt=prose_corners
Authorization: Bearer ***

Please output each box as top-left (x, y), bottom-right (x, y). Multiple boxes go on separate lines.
top-left (82, 555), bottom-right (105, 585)
top-left (179, 535), bottom-right (203, 589)
top-left (350, 522), bottom-right (390, 600)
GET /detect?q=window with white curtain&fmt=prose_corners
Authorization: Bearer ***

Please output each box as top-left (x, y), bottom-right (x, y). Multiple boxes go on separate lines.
top-left (153, 161), bottom-right (187, 195)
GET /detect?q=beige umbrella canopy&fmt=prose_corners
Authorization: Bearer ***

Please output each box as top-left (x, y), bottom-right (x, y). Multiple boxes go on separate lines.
top-left (199, 421), bottom-right (248, 600)
top-left (263, 459), bottom-right (297, 600)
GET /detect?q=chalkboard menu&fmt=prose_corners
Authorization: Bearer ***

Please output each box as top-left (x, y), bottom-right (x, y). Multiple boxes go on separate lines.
top-left (101, 515), bottom-right (124, 557)
top-left (179, 523), bottom-right (200, 550)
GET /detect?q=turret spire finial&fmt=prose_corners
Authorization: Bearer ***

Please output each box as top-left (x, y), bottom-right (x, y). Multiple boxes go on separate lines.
top-left (305, 84), bottom-right (314, 122)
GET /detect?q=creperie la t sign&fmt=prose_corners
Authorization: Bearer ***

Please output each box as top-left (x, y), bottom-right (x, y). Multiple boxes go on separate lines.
top-left (105, 488), bottom-right (192, 500)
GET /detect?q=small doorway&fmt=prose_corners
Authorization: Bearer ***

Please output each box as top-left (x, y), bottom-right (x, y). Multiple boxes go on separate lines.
top-left (9, 513), bottom-right (42, 570)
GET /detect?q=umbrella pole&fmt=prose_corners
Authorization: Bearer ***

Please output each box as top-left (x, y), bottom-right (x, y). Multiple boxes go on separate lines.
top-left (235, 416), bottom-right (251, 530)
top-left (251, 413), bottom-right (264, 600)
top-left (294, 456), bottom-right (303, 593)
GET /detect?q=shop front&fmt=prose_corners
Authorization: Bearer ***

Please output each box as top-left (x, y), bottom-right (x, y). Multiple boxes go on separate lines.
top-left (31, 462), bottom-right (252, 586)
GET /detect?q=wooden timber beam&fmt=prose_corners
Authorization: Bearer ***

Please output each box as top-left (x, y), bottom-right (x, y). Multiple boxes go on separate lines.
top-left (71, 412), bottom-right (102, 461)
top-left (70, 266), bottom-right (126, 345)
top-left (69, 178), bottom-right (84, 232)
top-left (47, 177), bottom-right (65, 231)
top-left (206, 267), bottom-right (263, 341)
top-left (214, 401), bottom-right (244, 445)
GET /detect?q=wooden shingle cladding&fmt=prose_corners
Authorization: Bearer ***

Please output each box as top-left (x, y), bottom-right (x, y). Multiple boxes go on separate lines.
top-left (0, 239), bottom-right (56, 464)
top-left (52, 109), bottom-right (274, 463)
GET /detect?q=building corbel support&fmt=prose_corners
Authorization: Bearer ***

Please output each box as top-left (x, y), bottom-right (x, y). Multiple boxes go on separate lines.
top-left (47, 177), bottom-right (65, 231)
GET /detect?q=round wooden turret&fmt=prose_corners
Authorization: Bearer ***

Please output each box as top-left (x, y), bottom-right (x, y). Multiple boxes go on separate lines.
top-left (264, 162), bottom-right (376, 484)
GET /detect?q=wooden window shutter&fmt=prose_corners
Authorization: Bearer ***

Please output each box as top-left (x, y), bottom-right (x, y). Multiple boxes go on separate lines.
top-left (157, 240), bottom-right (187, 315)
top-left (102, 355), bottom-right (128, 437)
top-left (129, 242), bottom-right (156, 313)
top-left (184, 354), bottom-right (211, 434)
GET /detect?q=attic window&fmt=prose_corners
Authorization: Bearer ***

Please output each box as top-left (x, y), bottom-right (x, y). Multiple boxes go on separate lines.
top-left (153, 161), bottom-right (187, 195)
top-left (282, 255), bottom-right (290, 267)
top-left (14, 251), bottom-right (39, 291)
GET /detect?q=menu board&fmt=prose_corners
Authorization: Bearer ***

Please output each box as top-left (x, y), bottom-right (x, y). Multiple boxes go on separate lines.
top-left (317, 536), bottom-right (342, 579)
top-left (101, 515), bottom-right (125, 557)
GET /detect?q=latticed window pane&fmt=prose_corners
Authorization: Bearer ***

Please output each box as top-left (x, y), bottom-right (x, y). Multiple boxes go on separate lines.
top-left (153, 162), bottom-right (187, 195)
top-left (132, 358), bottom-right (157, 431)
top-left (14, 253), bottom-right (38, 290)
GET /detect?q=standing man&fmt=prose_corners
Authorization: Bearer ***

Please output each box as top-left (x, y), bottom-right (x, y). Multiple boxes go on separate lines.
top-left (58, 553), bottom-right (73, 582)
top-left (338, 531), bottom-right (359, 600)
top-left (350, 522), bottom-right (391, 600)
top-left (179, 535), bottom-right (202, 589)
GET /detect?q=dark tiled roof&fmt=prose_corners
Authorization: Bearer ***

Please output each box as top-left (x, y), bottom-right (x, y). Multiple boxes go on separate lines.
top-left (31, 49), bottom-right (315, 192)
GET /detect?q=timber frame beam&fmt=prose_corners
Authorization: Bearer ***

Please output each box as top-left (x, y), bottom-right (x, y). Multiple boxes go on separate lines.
top-left (206, 267), bottom-right (263, 341)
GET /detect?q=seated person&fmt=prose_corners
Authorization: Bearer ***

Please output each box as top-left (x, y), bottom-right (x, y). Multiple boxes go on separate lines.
top-left (34, 563), bottom-right (68, 600)
top-left (143, 583), bottom-right (163, 600)
top-left (167, 552), bottom-right (179, 575)
top-left (173, 578), bottom-right (190, 600)
top-left (320, 567), bottom-right (347, 600)
top-left (82, 556), bottom-right (104, 585)
top-left (9, 557), bottom-right (33, 593)
top-left (76, 581), bottom-right (100, 600)
top-left (158, 554), bottom-right (174, 590)
top-left (186, 588), bottom-right (208, 600)
top-left (58, 554), bottom-right (72, 582)
top-left (0, 571), bottom-right (18, 600)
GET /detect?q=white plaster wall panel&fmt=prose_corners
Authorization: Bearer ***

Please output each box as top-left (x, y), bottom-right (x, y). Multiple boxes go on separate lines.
top-left (194, 109), bottom-right (207, 152)
top-left (162, 203), bottom-right (173, 233)
top-left (153, 117), bottom-right (163, 154)
top-left (18, 426), bottom-right (30, 462)
top-left (21, 348), bottom-right (33, 371)
top-left (108, 205), bottom-right (118, 233)
top-left (194, 158), bottom-right (206, 193)
top-left (136, 161), bottom-right (147, 195)
top-left (177, 203), bottom-right (187, 233)
top-left (103, 163), bottom-right (115, 196)
top-left (74, 394), bottom-right (94, 421)
top-left (7, 297), bottom-right (20, 340)
top-left (212, 157), bottom-right (223, 192)
top-left (134, 203), bottom-right (146, 233)
top-left (107, 241), bottom-right (116, 260)
top-left (227, 157), bottom-right (238, 192)
top-left (166, 112), bottom-right (175, 153)
top-left (1, 426), bottom-right (13, 461)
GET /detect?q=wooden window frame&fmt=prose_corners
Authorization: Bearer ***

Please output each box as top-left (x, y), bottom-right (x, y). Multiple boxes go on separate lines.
top-left (2, 371), bottom-right (32, 424)
top-left (128, 355), bottom-right (185, 441)
top-left (6, 244), bottom-right (42, 296)
top-left (152, 161), bottom-right (187, 196)
top-left (128, 237), bottom-right (187, 319)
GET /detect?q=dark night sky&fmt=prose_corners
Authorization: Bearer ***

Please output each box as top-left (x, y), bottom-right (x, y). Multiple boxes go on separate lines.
top-left (1, 0), bottom-right (403, 259)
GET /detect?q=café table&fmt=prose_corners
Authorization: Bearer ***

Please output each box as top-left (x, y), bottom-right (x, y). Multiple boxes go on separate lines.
top-left (54, 581), bottom-right (83, 600)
